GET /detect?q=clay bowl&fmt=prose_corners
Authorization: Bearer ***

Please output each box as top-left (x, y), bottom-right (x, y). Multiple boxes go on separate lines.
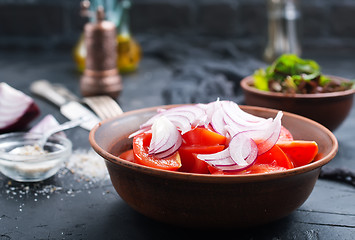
top-left (89, 105), bottom-right (338, 228)
top-left (240, 75), bottom-right (355, 131)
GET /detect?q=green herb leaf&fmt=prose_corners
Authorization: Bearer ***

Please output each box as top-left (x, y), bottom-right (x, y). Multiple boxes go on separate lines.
top-left (253, 69), bottom-right (269, 91)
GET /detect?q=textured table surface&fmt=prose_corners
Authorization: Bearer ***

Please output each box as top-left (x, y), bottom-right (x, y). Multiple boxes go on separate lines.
top-left (0, 45), bottom-right (354, 239)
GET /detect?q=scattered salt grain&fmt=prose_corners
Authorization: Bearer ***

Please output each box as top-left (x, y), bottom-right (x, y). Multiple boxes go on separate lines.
top-left (2, 181), bottom-right (63, 202)
top-left (64, 149), bottom-right (109, 182)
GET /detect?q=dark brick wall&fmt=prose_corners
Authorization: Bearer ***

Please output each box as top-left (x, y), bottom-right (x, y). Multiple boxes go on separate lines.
top-left (0, 0), bottom-right (354, 51)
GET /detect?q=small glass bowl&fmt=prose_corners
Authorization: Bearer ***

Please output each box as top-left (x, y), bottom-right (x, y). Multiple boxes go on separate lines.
top-left (0, 132), bottom-right (72, 182)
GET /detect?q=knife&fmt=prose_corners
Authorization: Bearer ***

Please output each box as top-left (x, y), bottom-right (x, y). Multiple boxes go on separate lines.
top-left (30, 80), bottom-right (100, 131)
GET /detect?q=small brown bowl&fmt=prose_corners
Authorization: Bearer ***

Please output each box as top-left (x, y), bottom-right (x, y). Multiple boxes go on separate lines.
top-left (240, 76), bottom-right (355, 131)
top-left (89, 105), bottom-right (338, 228)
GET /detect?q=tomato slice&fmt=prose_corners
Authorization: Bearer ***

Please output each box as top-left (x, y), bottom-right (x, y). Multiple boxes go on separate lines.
top-left (133, 133), bottom-right (181, 171)
top-left (277, 140), bottom-right (318, 167)
top-left (278, 126), bottom-right (294, 141)
top-left (255, 144), bottom-right (294, 169)
top-left (209, 164), bottom-right (287, 175)
top-left (182, 127), bottom-right (226, 146)
top-left (119, 149), bottom-right (136, 163)
top-left (178, 145), bottom-right (225, 174)
top-left (240, 164), bottom-right (287, 174)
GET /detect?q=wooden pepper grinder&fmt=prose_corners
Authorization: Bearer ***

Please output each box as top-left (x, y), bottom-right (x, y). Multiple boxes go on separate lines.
top-left (80, 5), bottom-right (122, 99)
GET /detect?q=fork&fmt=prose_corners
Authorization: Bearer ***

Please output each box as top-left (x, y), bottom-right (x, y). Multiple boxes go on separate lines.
top-left (83, 95), bottom-right (123, 120)
top-left (31, 80), bottom-right (123, 121)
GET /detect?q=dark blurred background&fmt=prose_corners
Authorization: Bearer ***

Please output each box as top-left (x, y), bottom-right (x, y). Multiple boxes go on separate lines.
top-left (1, 0), bottom-right (355, 54)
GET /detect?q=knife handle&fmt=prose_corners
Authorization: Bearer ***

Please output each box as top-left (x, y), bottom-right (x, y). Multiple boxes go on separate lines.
top-left (30, 80), bottom-right (68, 107)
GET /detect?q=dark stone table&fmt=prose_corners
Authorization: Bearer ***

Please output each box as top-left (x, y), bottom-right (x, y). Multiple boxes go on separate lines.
top-left (1, 42), bottom-right (355, 239)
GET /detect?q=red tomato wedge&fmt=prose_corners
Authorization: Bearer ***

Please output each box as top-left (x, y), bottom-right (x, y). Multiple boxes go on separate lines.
top-left (240, 164), bottom-right (287, 174)
top-left (182, 127), bottom-right (226, 146)
top-left (277, 140), bottom-right (318, 167)
top-left (133, 133), bottom-right (182, 171)
top-left (119, 149), bottom-right (135, 163)
top-left (278, 126), bottom-right (294, 141)
top-left (178, 145), bottom-right (225, 174)
top-left (255, 144), bottom-right (294, 169)
top-left (209, 164), bottom-right (287, 175)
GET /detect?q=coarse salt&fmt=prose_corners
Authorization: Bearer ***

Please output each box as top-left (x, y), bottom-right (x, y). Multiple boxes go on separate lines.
top-left (64, 149), bottom-right (109, 182)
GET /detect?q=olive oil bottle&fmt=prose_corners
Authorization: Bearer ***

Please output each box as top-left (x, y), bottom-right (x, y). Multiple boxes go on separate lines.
top-left (117, 0), bottom-right (141, 73)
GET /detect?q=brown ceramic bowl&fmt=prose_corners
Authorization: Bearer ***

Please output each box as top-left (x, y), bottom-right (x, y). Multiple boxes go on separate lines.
top-left (89, 105), bottom-right (338, 228)
top-left (240, 75), bottom-right (355, 131)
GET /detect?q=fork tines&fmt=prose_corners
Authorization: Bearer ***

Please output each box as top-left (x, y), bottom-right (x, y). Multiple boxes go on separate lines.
top-left (83, 96), bottom-right (123, 120)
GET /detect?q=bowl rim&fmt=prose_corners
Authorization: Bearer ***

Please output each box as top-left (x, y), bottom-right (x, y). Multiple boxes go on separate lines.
top-left (241, 75), bottom-right (355, 99)
top-left (0, 132), bottom-right (72, 163)
top-left (89, 104), bottom-right (338, 183)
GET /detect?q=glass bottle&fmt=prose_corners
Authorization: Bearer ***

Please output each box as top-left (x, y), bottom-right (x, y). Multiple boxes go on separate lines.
top-left (263, 0), bottom-right (301, 63)
top-left (73, 33), bottom-right (86, 72)
top-left (117, 0), bottom-right (141, 73)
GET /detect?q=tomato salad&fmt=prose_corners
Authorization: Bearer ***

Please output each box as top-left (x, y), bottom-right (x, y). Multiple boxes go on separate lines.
top-left (119, 101), bottom-right (318, 175)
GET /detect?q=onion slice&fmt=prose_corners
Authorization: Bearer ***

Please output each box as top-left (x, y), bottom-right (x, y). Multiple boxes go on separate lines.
top-left (209, 100), bottom-right (270, 137)
top-left (148, 116), bottom-right (182, 158)
top-left (130, 105), bottom-right (207, 137)
top-left (243, 111), bottom-right (283, 155)
top-left (198, 131), bottom-right (258, 172)
top-left (221, 100), bottom-right (264, 123)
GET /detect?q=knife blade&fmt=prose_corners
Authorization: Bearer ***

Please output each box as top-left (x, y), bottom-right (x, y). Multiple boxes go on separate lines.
top-left (30, 80), bottom-right (100, 131)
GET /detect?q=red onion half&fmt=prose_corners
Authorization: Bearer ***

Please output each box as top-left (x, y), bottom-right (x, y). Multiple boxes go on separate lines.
top-left (0, 83), bottom-right (40, 133)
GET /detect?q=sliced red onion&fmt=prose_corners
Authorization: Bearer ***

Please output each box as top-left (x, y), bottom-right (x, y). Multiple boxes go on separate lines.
top-left (229, 132), bottom-right (258, 165)
top-left (199, 100), bottom-right (220, 127)
top-left (129, 100), bottom-right (283, 169)
top-left (163, 115), bottom-right (192, 135)
top-left (210, 100), bottom-right (269, 137)
top-left (132, 105), bottom-right (207, 137)
top-left (128, 126), bottom-right (151, 139)
top-left (0, 82), bottom-right (40, 133)
top-left (242, 111), bottom-right (283, 155)
top-left (210, 108), bottom-right (227, 136)
top-left (198, 131), bottom-right (258, 172)
top-left (165, 105), bottom-right (207, 128)
top-left (148, 116), bottom-right (182, 158)
top-left (224, 117), bottom-right (273, 138)
top-left (153, 136), bottom-right (182, 159)
top-left (221, 100), bottom-right (264, 123)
